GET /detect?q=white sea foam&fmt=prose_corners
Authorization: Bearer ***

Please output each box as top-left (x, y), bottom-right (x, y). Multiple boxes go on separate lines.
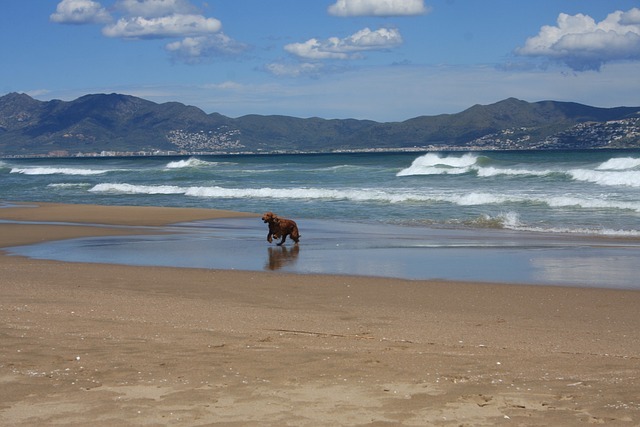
top-left (184, 186), bottom-right (395, 202)
top-left (465, 211), bottom-right (522, 229)
top-left (89, 183), bottom-right (185, 194)
top-left (86, 182), bottom-right (640, 214)
top-left (165, 157), bottom-right (220, 169)
top-left (469, 211), bottom-right (640, 236)
top-left (11, 167), bottom-right (109, 176)
top-left (506, 224), bottom-right (640, 237)
top-left (596, 157), bottom-right (640, 170)
top-left (476, 166), bottom-right (553, 178)
top-left (397, 153), bottom-right (478, 176)
top-left (446, 192), bottom-right (511, 206)
top-left (48, 183), bottom-right (91, 189)
top-left (398, 153), bottom-right (556, 179)
top-left (568, 169), bottom-right (640, 187)
top-left (545, 195), bottom-right (640, 212)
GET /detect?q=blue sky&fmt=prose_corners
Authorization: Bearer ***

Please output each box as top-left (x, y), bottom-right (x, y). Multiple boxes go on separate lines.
top-left (2, 0), bottom-right (639, 121)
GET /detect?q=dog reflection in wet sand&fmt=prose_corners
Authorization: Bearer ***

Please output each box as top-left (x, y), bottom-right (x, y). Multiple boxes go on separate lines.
top-left (266, 245), bottom-right (300, 270)
top-left (262, 212), bottom-right (300, 246)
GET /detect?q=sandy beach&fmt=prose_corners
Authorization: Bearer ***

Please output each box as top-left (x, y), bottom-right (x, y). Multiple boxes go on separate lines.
top-left (1, 202), bottom-right (639, 426)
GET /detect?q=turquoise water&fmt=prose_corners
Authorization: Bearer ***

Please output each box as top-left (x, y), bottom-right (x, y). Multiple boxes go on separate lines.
top-left (3, 150), bottom-right (640, 287)
top-left (2, 150), bottom-right (640, 235)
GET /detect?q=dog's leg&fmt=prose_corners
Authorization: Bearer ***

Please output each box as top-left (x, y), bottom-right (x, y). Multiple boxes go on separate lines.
top-left (267, 232), bottom-right (273, 243)
top-left (277, 234), bottom-right (288, 246)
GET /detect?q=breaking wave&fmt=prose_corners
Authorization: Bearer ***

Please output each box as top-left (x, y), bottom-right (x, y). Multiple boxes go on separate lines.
top-left (565, 156), bottom-right (640, 188)
top-left (396, 153), bottom-right (480, 176)
top-left (90, 183), bottom-right (185, 194)
top-left (48, 183), bottom-right (92, 189)
top-left (461, 211), bottom-right (640, 236)
top-left (165, 157), bottom-right (224, 169)
top-left (398, 153), bottom-right (640, 187)
top-left (596, 157), bottom-right (640, 170)
top-left (568, 169), bottom-right (640, 187)
top-left (10, 167), bottom-right (110, 176)
top-left (397, 153), bottom-right (553, 178)
top-left (464, 211), bottom-right (522, 229)
top-left (88, 183), bottom-right (640, 213)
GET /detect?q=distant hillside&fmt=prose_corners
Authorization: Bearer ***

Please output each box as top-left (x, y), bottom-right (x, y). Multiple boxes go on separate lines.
top-left (1, 92), bottom-right (639, 157)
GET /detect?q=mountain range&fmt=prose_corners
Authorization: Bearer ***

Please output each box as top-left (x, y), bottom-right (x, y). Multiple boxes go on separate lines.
top-left (1, 92), bottom-right (639, 157)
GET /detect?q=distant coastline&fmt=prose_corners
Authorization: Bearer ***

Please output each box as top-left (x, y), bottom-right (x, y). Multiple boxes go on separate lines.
top-left (3, 145), bottom-right (640, 161)
top-left (1, 93), bottom-right (639, 157)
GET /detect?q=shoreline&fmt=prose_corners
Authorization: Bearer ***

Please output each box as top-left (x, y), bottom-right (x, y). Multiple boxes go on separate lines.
top-left (4, 202), bottom-right (640, 289)
top-left (1, 202), bottom-right (640, 425)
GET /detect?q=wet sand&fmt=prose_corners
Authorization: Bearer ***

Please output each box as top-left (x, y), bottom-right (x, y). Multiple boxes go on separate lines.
top-left (1, 202), bottom-right (639, 426)
top-left (7, 210), bottom-right (640, 288)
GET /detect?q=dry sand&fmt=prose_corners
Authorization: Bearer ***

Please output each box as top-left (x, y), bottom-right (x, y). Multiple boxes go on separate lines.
top-left (1, 202), bottom-right (639, 426)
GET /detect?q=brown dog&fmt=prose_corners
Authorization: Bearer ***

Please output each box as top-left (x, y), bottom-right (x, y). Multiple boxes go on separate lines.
top-left (262, 212), bottom-right (300, 246)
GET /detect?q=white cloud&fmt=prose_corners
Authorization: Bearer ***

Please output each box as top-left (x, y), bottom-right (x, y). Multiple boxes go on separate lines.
top-left (265, 62), bottom-right (325, 77)
top-left (50, 0), bottom-right (111, 24)
top-left (285, 27), bottom-right (403, 60)
top-left (620, 8), bottom-right (640, 25)
top-left (328, 0), bottom-right (429, 17)
top-left (102, 14), bottom-right (222, 39)
top-left (115, 0), bottom-right (198, 18)
top-left (517, 8), bottom-right (640, 71)
top-left (166, 34), bottom-right (248, 63)
top-left (285, 39), bottom-right (350, 60)
top-left (50, 0), bottom-right (242, 64)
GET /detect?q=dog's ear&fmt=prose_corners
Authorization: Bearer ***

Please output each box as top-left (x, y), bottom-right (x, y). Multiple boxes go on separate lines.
top-left (273, 215), bottom-right (280, 223)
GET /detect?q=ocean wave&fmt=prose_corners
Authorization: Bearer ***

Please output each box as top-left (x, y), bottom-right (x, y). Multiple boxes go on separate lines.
top-left (396, 153), bottom-right (479, 176)
top-left (596, 157), bottom-right (640, 170)
top-left (475, 166), bottom-right (554, 178)
top-left (464, 211), bottom-right (640, 236)
top-left (89, 183), bottom-right (185, 194)
top-left (239, 164), bottom-right (376, 175)
top-left (505, 224), bottom-right (640, 237)
top-left (165, 157), bottom-right (225, 169)
top-left (545, 195), bottom-right (640, 212)
top-left (463, 212), bottom-right (522, 229)
top-left (184, 186), bottom-right (407, 202)
top-left (407, 211), bottom-right (640, 236)
top-left (445, 192), bottom-right (512, 206)
top-left (86, 182), bottom-right (640, 213)
top-left (103, 185), bottom-right (518, 205)
top-left (398, 153), bottom-right (640, 187)
top-left (318, 164), bottom-right (376, 173)
top-left (568, 169), bottom-right (640, 188)
top-left (86, 182), bottom-right (447, 203)
top-left (476, 161), bottom-right (640, 186)
top-left (48, 183), bottom-right (92, 189)
top-left (397, 153), bottom-right (557, 179)
top-left (10, 167), bottom-right (110, 176)
top-left (430, 193), bottom-right (640, 212)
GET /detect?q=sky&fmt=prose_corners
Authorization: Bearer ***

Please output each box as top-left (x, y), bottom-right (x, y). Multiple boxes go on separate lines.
top-left (1, 0), bottom-right (640, 122)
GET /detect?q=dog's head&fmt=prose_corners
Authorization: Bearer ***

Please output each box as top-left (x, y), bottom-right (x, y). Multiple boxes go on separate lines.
top-left (262, 212), bottom-right (278, 223)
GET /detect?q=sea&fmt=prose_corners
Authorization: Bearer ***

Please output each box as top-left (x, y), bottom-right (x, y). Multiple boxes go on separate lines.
top-left (2, 150), bottom-right (640, 288)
